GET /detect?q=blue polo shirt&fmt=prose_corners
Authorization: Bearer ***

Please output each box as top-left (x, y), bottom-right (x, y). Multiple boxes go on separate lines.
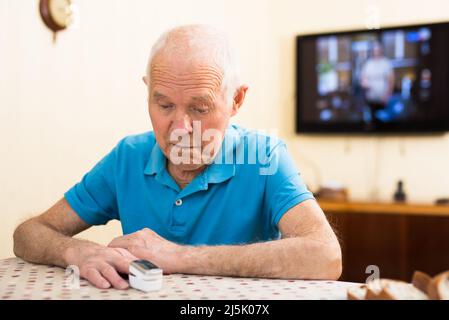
top-left (64, 124), bottom-right (314, 245)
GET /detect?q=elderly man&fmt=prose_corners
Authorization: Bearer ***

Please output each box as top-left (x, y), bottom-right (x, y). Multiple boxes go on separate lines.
top-left (13, 25), bottom-right (342, 290)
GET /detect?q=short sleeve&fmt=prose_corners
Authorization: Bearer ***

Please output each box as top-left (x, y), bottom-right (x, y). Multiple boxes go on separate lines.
top-left (64, 145), bottom-right (119, 226)
top-left (263, 142), bottom-right (315, 229)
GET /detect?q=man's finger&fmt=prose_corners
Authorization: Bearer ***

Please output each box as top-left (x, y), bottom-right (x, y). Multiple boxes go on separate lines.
top-left (83, 267), bottom-right (111, 289)
top-left (126, 246), bottom-right (152, 262)
top-left (99, 263), bottom-right (129, 290)
top-left (114, 247), bottom-right (138, 260)
top-left (110, 254), bottom-right (136, 275)
top-left (108, 237), bottom-right (129, 249)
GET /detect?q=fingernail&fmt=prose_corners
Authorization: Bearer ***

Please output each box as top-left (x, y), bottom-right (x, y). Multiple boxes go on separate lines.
top-left (120, 282), bottom-right (129, 289)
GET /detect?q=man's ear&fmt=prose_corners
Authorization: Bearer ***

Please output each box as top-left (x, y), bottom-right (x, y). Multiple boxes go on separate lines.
top-left (231, 85), bottom-right (248, 117)
top-left (142, 76), bottom-right (149, 86)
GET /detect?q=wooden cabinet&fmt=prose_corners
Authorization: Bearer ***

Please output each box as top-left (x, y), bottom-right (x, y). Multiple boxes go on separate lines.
top-left (319, 201), bottom-right (449, 283)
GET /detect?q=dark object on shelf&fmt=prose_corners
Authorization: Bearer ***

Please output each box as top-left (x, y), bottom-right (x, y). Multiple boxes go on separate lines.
top-left (435, 198), bottom-right (449, 205)
top-left (394, 180), bottom-right (407, 202)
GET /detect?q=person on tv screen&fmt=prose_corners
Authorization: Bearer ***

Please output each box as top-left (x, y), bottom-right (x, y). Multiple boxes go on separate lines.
top-left (360, 41), bottom-right (395, 124)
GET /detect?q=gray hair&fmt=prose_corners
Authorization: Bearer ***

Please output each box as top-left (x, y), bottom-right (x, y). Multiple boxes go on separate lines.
top-left (145, 24), bottom-right (241, 104)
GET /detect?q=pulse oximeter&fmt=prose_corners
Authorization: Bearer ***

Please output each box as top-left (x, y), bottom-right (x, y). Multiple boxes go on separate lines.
top-left (128, 259), bottom-right (163, 292)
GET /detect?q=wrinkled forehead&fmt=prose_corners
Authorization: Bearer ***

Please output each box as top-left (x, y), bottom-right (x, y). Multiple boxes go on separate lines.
top-left (149, 55), bottom-right (224, 99)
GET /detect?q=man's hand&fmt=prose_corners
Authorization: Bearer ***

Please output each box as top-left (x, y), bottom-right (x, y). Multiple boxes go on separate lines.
top-left (64, 244), bottom-right (138, 290)
top-left (108, 228), bottom-right (184, 274)
top-left (13, 198), bottom-right (141, 290)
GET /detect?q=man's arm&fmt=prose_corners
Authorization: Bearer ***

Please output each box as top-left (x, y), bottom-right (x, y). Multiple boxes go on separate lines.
top-left (13, 198), bottom-right (91, 267)
top-left (109, 199), bottom-right (342, 280)
top-left (179, 199), bottom-right (342, 279)
top-left (385, 71), bottom-right (395, 102)
top-left (13, 198), bottom-right (136, 289)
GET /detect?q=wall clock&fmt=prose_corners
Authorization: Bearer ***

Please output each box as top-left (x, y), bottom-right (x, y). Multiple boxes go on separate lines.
top-left (39, 0), bottom-right (74, 42)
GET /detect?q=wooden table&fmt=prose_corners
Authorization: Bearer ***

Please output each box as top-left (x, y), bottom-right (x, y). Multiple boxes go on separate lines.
top-left (0, 257), bottom-right (360, 300)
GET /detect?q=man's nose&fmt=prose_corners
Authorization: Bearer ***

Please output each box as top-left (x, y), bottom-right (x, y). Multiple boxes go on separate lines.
top-left (171, 112), bottom-right (193, 135)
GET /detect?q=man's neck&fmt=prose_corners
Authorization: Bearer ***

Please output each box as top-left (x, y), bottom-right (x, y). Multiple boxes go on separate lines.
top-left (167, 161), bottom-right (206, 189)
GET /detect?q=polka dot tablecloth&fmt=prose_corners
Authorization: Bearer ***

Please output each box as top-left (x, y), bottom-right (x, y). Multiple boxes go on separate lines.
top-left (0, 257), bottom-right (360, 300)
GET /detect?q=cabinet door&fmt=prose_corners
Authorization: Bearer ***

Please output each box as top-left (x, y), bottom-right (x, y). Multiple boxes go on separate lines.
top-left (327, 212), bottom-right (449, 282)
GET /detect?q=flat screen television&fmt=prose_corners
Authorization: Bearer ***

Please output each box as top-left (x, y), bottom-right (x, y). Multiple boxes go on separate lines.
top-left (295, 21), bottom-right (449, 133)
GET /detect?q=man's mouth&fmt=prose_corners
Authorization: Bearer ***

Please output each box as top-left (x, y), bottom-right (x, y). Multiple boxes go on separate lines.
top-left (170, 143), bottom-right (201, 149)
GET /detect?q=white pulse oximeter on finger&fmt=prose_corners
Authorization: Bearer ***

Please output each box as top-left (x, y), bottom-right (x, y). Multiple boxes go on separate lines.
top-left (129, 259), bottom-right (163, 292)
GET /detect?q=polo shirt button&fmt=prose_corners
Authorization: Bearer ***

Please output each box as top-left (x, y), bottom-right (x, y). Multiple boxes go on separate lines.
top-left (175, 199), bottom-right (183, 206)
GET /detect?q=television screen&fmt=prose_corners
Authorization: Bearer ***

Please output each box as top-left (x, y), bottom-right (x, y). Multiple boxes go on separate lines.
top-left (296, 22), bottom-right (449, 133)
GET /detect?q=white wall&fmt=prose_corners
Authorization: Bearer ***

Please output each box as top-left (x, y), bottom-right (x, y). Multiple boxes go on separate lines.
top-left (1, 0), bottom-right (448, 259)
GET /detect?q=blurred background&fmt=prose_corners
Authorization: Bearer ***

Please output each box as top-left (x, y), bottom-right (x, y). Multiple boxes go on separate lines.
top-left (1, 0), bottom-right (449, 282)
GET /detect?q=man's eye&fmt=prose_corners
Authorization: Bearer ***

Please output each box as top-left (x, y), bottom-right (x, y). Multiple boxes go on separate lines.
top-left (192, 107), bottom-right (209, 114)
top-left (160, 104), bottom-right (174, 110)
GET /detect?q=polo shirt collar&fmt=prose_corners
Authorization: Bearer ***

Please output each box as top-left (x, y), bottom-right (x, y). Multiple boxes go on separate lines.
top-left (144, 139), bottom-right (166, 176)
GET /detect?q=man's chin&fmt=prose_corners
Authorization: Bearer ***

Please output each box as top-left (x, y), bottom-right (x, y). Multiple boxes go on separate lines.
top-left (168, 160), bottom-right (207, 171)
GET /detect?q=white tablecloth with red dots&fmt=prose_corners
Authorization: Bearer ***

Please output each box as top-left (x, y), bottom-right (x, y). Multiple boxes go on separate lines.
top-left (0, 257), bottom-right (360, 300)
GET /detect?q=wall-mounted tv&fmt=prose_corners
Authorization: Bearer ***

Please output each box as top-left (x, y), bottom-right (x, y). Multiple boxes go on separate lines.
top-left (296, 21), bottom-right (449, 133)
